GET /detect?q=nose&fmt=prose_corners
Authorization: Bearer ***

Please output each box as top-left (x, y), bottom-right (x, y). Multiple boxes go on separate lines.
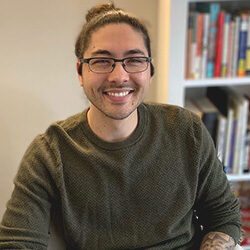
top-left (107, 62), bottom-right (129, 83)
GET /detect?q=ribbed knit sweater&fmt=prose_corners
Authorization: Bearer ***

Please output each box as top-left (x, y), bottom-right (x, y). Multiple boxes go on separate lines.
top-left (0, 103), bottom-right (241, 249)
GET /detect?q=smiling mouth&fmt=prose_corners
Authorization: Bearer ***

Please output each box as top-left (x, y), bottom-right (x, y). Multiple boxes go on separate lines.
top-left (103, 90), bottom-right (135, 97)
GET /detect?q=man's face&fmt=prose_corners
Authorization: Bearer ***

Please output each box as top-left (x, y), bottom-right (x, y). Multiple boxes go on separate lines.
top-left (78, 23), bottom-right (151, 120)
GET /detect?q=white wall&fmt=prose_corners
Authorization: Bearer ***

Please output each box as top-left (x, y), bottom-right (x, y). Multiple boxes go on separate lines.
top-left (0, 0), bottom-right (158, 220)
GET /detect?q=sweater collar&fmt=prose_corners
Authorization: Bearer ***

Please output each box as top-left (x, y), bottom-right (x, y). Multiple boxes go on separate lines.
top-left (80, 103), bottom-right (147, 151)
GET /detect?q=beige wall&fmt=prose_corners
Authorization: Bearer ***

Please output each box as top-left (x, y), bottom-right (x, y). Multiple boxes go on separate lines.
top-left (0, 0), bottom-right (158, 218)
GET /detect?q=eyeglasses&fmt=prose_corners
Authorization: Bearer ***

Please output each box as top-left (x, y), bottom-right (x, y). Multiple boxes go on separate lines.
top-left (80, 56), bottom-right (151, 74)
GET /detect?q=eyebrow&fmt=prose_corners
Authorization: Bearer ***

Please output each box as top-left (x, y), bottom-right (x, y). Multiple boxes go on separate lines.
top-left (124, 49), bottom-right (146, 56)
top-left (90, 49), bottom-right (146, 57)
top-left (91, 50), bottom-right (112, 57)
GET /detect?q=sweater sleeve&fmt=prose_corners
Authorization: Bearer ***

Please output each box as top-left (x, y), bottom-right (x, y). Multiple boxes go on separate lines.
top-left (194, 117), bottom-right (242, 245)
top-left (0, 135), bottom-right (59, 249)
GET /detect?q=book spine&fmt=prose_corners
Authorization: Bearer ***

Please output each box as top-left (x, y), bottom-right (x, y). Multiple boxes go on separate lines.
top-left (247, 131), bottom-right (250, 172)
top-left (189, 12), bottom-right (198, 79)
top-left (224, 109), bottom-right (234, 172)
top-left (186, 13), bottom-right (194, 79)
top-left (206, 3), bottom-right (220, 78)
top-left (240, 98), bottom-right (249, 172)
top-left (194, 13), bottom-right (204, 79)
top-left (246, 14), bottom-right (250, 76)
top-left (232, 16), bottom-right (241, 77)
top-left (216, 115), bottom-right (227, 163)
top-left (201, 13), bottom-right (210, 79)
top-left (221, 13), bottom-right (231, 77)
top-left (237, 14), bottom-right (248, 77)
top-left (229, 120), bottom-right (237, 174)
top-left (233, 101), bottom-right (244, 174)
top-left (214, 11), bottom-right (225, 77)
top-left (226, 20), bottom-right (235, 78)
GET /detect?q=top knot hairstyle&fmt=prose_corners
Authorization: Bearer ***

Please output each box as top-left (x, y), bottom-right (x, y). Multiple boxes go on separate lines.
top-left (75, 2), bottom-right (154, 77)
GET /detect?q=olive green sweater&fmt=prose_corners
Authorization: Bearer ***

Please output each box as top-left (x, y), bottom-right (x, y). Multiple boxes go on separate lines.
top-left (0, 103), bottom-right (241, 249)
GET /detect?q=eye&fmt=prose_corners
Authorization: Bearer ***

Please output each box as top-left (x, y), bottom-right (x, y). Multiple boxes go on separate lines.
top-left (90, 58), bottom-right (112, 66)
top-left (125, 57), bottom-right (145, 65)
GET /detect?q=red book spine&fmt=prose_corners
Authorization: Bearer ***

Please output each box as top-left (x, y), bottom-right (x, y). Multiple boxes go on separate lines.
top-left (214, 11), bottom-right (225, 77)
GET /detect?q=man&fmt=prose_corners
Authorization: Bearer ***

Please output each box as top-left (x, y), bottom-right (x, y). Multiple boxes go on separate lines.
top-left (0, 2), bottom-right (242, 249)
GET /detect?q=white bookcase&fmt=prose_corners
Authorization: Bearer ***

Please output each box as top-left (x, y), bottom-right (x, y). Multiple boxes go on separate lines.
top-left (158, 0), bottom-right (250, 247)
top-left (163, 0), bottom-right (250, 180)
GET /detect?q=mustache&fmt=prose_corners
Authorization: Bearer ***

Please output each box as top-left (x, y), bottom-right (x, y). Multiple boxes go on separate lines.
top-left (101, 83), bottom-right (137, 90)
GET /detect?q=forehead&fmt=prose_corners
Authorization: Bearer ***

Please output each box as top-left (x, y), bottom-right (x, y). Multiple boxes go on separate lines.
top-left (84, 23), bottom-right (147, 57)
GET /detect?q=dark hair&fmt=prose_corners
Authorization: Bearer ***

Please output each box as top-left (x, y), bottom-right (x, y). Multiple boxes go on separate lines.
top-left (75, 2), bottom-right (154, 76)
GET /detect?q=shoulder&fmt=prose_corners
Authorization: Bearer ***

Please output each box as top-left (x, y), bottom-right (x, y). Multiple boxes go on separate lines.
top-left (142, 102), bottom-right (202, 129)
top-left (142, 102), bottom-right (205, 150)
top-left (49, 111), bottom-right (86, 134)
top-left (27, 111), bottom-right (86, 155)
top-left (41, 111), bottom-right (86, 142)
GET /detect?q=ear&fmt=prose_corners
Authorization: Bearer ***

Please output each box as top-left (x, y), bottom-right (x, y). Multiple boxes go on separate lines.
top-left (76, 61), bottom-right (82, 75)
top-left (76, 61), bottom-right (84, 87)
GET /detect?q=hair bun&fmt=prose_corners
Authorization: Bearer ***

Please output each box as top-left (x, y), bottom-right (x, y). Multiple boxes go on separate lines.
top-left (86, 3), bottom-right (121, 22)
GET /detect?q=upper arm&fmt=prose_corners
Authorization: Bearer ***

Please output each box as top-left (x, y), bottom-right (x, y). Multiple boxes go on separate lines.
top-left (0, 135), bottom-right (59, 249)
top-left (192, 116), bottom-right (242, 244)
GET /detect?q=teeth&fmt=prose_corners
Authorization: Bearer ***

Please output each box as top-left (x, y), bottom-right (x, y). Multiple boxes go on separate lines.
top-left (107, 91), bottom-right (130, 97)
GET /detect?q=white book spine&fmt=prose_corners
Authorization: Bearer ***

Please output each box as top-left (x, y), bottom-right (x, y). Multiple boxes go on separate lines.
top-left (226, 21), bottom-right (235, 77)
top-left (245, 132), bottom-right (250, 171)
top-left (232, 16), bottom-right (240, 77)
top-left (216, 115), bottom-right (227, 163)
top-left (201, 13), bottom-right (210, 79)
top-left (232, 102), bottom-right (243, 174)
top-left (221, 13), bottom-right (231, 77)
top-left (239, 98), bottom-right (249, 172)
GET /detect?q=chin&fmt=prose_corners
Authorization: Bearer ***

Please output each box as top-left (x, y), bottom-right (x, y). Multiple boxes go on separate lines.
top-left (103, 110), bottom-right (135, 120)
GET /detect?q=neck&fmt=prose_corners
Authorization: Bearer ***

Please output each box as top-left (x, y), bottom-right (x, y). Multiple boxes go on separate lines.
top-left (87, 106), bottom-right (138, 142)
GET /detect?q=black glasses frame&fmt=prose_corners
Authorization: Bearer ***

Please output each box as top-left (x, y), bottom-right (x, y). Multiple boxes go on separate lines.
top-left (79, 56), bottom-right (152, 74)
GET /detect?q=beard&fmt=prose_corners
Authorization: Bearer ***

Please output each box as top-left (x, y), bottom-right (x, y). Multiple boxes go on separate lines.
top-left (82, 83), bottom-right (144, 121)
top-left (90, 100), bottom-right (139, 120)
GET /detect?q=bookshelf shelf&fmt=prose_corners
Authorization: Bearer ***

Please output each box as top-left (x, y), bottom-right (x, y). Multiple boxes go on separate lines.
top-left (227, 174), bottom-right (250, 182)
top-left (185, 77), bottom-right (250, 88)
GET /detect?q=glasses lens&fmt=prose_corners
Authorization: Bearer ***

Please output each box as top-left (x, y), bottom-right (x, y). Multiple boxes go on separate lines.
top-left (89, 58), bottom-right (113, 73)
top-left (124, 57), bottom-right (148, 73)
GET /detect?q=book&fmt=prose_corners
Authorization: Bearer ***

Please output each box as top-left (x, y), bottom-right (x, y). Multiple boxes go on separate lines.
top-left (228, 120), bottom-right (237, 174)
top-left (192, 97), bottom-right (219, 144)
top-left (201, 13), bottom-right (210, 79)
top-left (246, 14), bottom-right (250, 76)
top-left (238, 182), bottom-right (250, 246)
top-left (224, 109), bottom-right (234, 173)
top-left (206, 87), bottom-right (230, 117)
top-left (221, 13), bottom-right (231, 77)
top-left (228, 90), bottom-right (249, 174)
top-left (240, 96), bottom-right (250, 172)
top-left (237, 13), bottom-right (248, 77)
top-left (189, 12), bottom-right (198, 79)
top-left (206, 87), bottom-right (234, 170)
top-left (245, 130), bottom-right (250, 172)
top-left (241, 208), bottom-right (250, 246)
top-left (194, 13), bottom-right (204, 79)
top-left (216, 114), bottom-right (227, 163)
top-left (184, 99), bottom-right (203, 118)
top-left (243, 95), bottom-right (250, 172)
top-left (214, 11), bottom-right (225, 77)
top-left (206, 3), bottom-right (220, 78)
top-left (226, 20), bottom-right (235, 77)
top-left (232, 16), bottom-right (241, 77)
top-left (186, 13), bottom-right (194, 79)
